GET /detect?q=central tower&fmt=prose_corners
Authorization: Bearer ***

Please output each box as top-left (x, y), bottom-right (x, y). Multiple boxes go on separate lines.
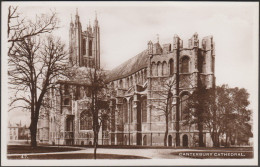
top-left (69, 9), bottom-right (100, 69)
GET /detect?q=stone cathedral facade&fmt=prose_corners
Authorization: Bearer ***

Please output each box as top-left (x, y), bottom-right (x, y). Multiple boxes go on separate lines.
top-left (38, 11), bottom-right (216, 147)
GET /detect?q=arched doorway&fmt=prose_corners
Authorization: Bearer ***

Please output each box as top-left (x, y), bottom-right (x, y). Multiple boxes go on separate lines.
top-left (183, 135), bottom-right (188, 147)
top-left (124, 135), bottom-right (127, 145)
top-left (168, 135), bottom-right (172, 146)
top-left (65, 115), bottom-right (74, 145)
top-left (143, 135), bottom-right (147, 146)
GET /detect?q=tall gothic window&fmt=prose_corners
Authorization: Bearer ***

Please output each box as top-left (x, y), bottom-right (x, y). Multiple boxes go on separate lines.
top-left (64, 85), bottom-right (69, 95)
top-left (119, 80), bottom-right (123, 88)
top-left (126, 78), bottom-right (129, 88)
top-left (89, 40), bottom-right (92, 56)
top-left (130, 98), bottom-right (134, 123)
top-left (130, 76), bottom-right (133, 87)
top-left (202, 56), bottom-right (206, 73)
top-left (181, 56), bottom-right (190, 73)
top-left (82, 39), bottom-right (86, 55)
top-left (141, 97), bottom-right (147, 122)
top-left (169, 59), bottom-right (174, 75)
top-left (162, 61), bottom-right (167, 76)
top-left (157, 62), bottom-right (162, 76)
top-left (75, 86), bottom-right (80, 100)
top-left (80, 110), bottom-right (92, 130)
top-left (64, 98), bottom-right (70, 106)
top-left (152, 62), bottom-right (157, 76)
top-left (123, 99), bottom-right (128, 123)
top-left (144, 69), bottom-right (147, 80)
top-left (180, 94), bottom-right (189, 120)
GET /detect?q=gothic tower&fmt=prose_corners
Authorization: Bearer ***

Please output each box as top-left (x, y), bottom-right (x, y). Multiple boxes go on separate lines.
top-left (69, 9), bottom-right (100, 69)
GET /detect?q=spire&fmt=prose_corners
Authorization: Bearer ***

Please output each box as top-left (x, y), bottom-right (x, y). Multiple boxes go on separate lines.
top-left (75, 8), bottom-right (80, 26)
top-left (94, 11), bottom-right (99, 27)
top-left (156, 34), bottom-right (159, 43)
top-left (70, 14), bottom-right (74, 26)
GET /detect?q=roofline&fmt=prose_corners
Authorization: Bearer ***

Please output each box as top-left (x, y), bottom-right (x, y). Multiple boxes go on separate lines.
top-left (106, 66), bottom-right (147, 83)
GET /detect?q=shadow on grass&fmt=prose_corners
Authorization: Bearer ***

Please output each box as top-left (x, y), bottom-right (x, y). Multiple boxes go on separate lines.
top-left (8, 153), bottom-right (150, 159)
top-left (8, 145), bottom-right (81, 154)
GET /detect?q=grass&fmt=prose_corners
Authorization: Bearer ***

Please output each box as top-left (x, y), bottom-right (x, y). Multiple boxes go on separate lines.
top-left (77, 145), bottom-right (253, 151)
top-left (7, 145), bottom-right (81, 154)
top-left (8, 153), bottom-right (150, 159)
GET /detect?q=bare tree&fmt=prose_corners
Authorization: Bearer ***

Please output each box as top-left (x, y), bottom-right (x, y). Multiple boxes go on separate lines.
top-left (69, 67), bottom-right (109, 159)
top-left (8, 34), bottom-right (68, 147)
top-left (8, 6), bottom-right (58, 54)
top-left (152, 77), bottom-right (176, 146)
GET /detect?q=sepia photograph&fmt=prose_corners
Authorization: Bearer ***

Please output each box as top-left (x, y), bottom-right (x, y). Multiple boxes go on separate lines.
top-left (1, 1), bottom-right (259, 166)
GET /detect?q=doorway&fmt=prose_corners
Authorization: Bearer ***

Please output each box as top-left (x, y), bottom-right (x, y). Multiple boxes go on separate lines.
top-left (168, 135), bottom-right (172, 146)
top-left (183, 134), bottom-right (188, 147)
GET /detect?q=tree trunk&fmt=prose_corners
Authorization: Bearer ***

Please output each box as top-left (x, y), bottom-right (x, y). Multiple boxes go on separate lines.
top-left (30, 120), bottom-right (38, 148)
top-left (225, 132), bottom-right (228, 147)
top-left (94, 130), bottom-right (98, 159)
top-left (198, 123), bottom-right (204, 147)
top-left (164, 115), bottom-right (168, 146)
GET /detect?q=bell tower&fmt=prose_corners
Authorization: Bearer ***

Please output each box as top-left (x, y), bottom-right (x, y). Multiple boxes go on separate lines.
top-left (70, 10), bottom-right (100, 69)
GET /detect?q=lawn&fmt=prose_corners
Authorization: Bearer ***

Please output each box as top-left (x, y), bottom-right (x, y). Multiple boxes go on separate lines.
top-left (7, 145), bottom-right (81, 154)
top-left (8, 153), bottom-right (150, 159)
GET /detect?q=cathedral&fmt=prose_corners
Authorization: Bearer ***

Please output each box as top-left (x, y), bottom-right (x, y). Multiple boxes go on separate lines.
top-left (37, 10), bottom-right (216, 147)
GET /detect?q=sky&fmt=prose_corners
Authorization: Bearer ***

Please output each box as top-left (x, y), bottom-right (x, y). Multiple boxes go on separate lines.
top-left (3, 2), bottom-right (259, 126)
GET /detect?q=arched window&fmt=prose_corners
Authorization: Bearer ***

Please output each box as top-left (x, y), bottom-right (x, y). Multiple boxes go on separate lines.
top-left (75, 86), bottom-right (80, 100)
top-left (202, 56), bottom-right (206, 73)
top-left (140, 71), bottom-right (143, 84)
top-left (144, 69), bottom-right (147, 80)
top-left (169, 59), bottom-right (174, 75)
top-left (126, 78), bottom-right (129, 88)
top-left (152, 62), bottom-right (157, 76)
top-left (84, 86), bottom-right (91, 97)
top-left (130, 76), bottom-right (133, 87)
top-left (80, 111), bottom-right (92, 130)
top-left (181, 56), bottom-right (190, 73)
top-left (123, 99), bottom-right (128, 123)
top-left (162, 61), bottom-right (167, 76)
top-left (89, 40), bottom-right (92, 56)
top-left (119, 80), bottom-right (123, 88)
top-left (157, 62), bottom-right (162, 76)
top-left (180, 94), bottom-right (189, 120)
top-left (64, 98), bottom-right (70, 106)
top-left (137, 73), bottom-right (140, 84)
top-left (64, 85), bottom-right (69, 95)
top-left (130, 98), bottom-right (134, 123)
top-left (82, 39), bottom-right (86, 55)
top-left (141, 97), bottom-right (147, 122)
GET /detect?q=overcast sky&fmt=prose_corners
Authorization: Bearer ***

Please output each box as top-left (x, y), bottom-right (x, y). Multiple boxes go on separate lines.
top-left (4, 2), bottom-right (259, 126)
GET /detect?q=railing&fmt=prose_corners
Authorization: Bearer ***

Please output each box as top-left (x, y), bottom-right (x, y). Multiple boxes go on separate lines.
top-left (64, 131), bottom-right (74, 139)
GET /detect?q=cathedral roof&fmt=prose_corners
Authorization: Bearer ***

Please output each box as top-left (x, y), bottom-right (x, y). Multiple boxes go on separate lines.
top-left (106, 49), bottom-right (149, 82)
